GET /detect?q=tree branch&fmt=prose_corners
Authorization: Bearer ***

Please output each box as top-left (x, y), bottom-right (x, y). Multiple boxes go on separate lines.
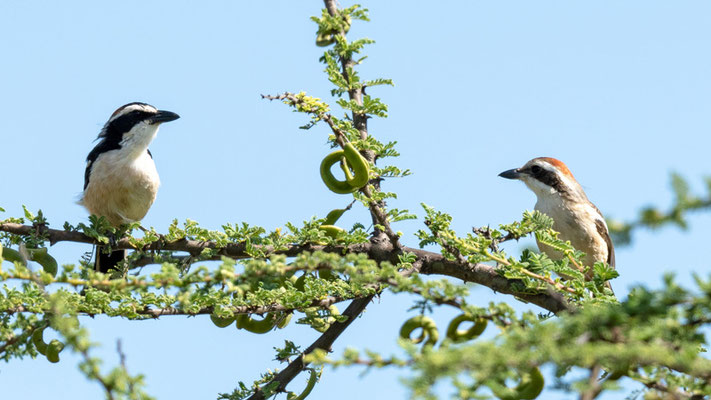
top-left (4, 296), bottom-right (354, 319)
top-left (580, 364), bottom-right (603, 400)
top-left (246, 295), bottom-right (374, 400)
top-left (0, 222), bottom-right (570, 314)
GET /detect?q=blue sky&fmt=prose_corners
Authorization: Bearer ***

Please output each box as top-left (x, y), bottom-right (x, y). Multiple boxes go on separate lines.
top-left (1, 1), bottom-right (711, 399)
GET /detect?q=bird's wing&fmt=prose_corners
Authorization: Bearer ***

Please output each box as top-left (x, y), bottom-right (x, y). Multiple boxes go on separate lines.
top-left (83, 139), bottom-right (122, 190)
top-left (594, 218), bottom-right (615, 268)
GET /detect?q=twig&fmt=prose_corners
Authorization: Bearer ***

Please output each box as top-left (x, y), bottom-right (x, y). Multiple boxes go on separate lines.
top-left (580, 364), bottom-right (603, 400)
top-left (246, 295), bottom-right (374, 400)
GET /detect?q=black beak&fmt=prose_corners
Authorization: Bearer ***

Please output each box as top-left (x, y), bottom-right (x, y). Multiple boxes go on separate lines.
top-left (498, 168), bottom-right (523, 180)
top-left (150, 110), bottom-right (180, 124)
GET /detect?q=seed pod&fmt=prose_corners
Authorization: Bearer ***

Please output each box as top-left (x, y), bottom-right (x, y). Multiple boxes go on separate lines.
top-left (45, 340), bottom-right (65, 363)
top-left (399, 315), bottom-right (439, 348)
top-left (445, 314), bottom-right (487, 343)
top-left (236, 313), bottom-right (277, 334)
top-left (210, 314), bottom-right (236, 328)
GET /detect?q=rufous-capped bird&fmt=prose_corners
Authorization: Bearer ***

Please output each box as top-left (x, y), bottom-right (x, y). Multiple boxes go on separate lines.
top-left (499, 157), bottom-right (615, 290)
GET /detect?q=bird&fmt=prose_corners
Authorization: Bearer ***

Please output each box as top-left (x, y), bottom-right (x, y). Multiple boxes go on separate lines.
top-left (498, 157), bottom-right (615, 289)
top-left (79, 102), bottom-right (180, 273)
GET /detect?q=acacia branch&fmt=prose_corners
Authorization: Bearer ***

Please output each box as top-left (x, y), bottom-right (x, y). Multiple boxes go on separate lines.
top-left (0, 321), bottom-right (47, 357)
top-left (0, 222), bottom-right (570, 314)
top-left (5, 296), bottom-right (354, 319)
top-left (580, 365), bottom-right (603, 400)
top-left (246, 295), bottom-right (374, 400)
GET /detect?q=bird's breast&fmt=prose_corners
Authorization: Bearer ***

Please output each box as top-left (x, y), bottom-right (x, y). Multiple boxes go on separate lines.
top-left (534, 197), bottom-right (607, 266)
top-left (80, 150), bottom-right (160, 226)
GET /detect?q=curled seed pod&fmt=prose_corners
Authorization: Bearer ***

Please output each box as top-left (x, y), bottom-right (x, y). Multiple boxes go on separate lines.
top-left (276, 312), bottom-right (293, 329)
top-left (315, 14), bottom-right (351, 47)
top-left (32, 327), bottom-right (48, 356)
top-left (236, 313), bottom-right (277, 334)
top-left (318, 269), bottom-right (336, 281)
top-left (2, 247), bottom-right (25, 265)
top-left (606, 362), bottom-right (631, 381)
top-left (399, 315), bottom-right (439, 348)
top-left (339, 157), bottom-right (354, 182)
top-left (45, 340), bottom-right (65, 363)
top-left (341, 143), bottom-right (369, 188)
top-left (294, 274), bottom-right (307, 291)
top-left (319, 225), bottom-right (346, 238)
top-left (28, 248), bottom-right (58, 277)
top-left (488, 367), bottom-right (544, 400)
top-left (319, 143), bottom-right (370, 194)
top-left (287, 369), bottom-right (319, 400)
top-left (323, 208), bottom-right (347, 225)
top-left (315, 32), bottom-right (335, 47)
top-left (446, 314), bottom-right (488, 343)
top-left (210, 314), bottom-right (236, 328)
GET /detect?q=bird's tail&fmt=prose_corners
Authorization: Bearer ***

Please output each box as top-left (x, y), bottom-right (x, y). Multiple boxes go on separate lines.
top-left (96, 248), bottom-right (127, 273)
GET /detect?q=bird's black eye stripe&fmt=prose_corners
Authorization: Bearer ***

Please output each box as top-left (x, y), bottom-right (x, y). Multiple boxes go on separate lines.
top-left (529, 165), bottom-right (565, 192)
top-left (102, 110), bottom-right (154, 141)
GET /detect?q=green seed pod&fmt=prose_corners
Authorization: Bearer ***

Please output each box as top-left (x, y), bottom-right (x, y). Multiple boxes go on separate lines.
top-left (318, 269), bottom-right (336, 281)
top-left (32, 327), bottom-right (48, 356)
top-left (45, 340), bottom-right (64, 363)
top-left (488, 367), bottom-right (544, 400)
top-left (210, 314), bottom-right (236, 328)
top-left (28, 248), bottom-right (58, 277)
top-left (341, 143), bottom-right (369, 188)
top-left (294, 274), bottom-right (307, 291)
top-left (236, 313), bottom-right (277, 334)
top-left (399, 315), bottom-right (439, 348)
top-left (319, 143), bottom-right (370, 194)
top-left (323, 208), bottom-right (347, 225)
top-left (319, 225), bottom-right (346, 238)
top-left (276, 312), bottom-right (293, 329)
top-left (2, 247), bottom-right (25, 265)
top-left (314, 14), bottom-right (350, 47)
top-left (445, 314), bottom-right (487, 343)
top-left (315, 32), bottom-right (334, 47)
top-left (287, 369), bottom-right (318, 400)
top-left (607, 362), bottom-right (631, 381)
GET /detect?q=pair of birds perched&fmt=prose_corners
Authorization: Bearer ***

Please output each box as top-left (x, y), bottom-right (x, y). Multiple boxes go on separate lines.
top-left (80, 103), bottom-right (615, 290)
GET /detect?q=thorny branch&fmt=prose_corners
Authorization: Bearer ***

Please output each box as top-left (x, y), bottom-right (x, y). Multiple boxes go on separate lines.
top-left (246, 295), bottom-right (374, 400)
top-left (580, 364), bottom-right (603, 400)
top-left (4, 296), bottom-right (354, 319)
top-left (0, 226), bottom-right (570, 314)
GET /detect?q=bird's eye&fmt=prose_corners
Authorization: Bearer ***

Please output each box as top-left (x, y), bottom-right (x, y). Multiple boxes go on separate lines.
top-left (530, 166), bottom-right (542, 174)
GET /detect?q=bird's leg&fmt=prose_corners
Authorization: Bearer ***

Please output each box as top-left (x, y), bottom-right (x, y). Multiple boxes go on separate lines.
top-left (107, 231), bottom-right (119, 248)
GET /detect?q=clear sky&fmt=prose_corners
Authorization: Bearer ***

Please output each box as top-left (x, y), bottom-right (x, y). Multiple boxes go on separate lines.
top-left (1, 1), bottom-right (710, 399)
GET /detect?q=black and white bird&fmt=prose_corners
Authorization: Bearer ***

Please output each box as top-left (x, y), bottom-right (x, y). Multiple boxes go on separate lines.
top-left (499, 157), bottom-right (615, 289)
top-left (79, 102), bottom-right (179, 272)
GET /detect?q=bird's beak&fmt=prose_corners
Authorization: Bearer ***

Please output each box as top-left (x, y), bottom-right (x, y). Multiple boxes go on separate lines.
top-left (150, 110), bottom-right (180, 124)
top-left (498, 168), bottom-right (523, 180)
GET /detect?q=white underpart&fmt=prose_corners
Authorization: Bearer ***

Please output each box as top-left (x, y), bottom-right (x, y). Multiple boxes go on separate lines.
top-left (79, 123), bottom-right (161, 226)
top-left (120, 121), bottom-right (159, 159)
top-left (531, 191), bottom-right (607, 267)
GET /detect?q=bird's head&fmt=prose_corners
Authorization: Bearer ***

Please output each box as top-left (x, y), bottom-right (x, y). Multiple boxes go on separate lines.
top-left (498, 157), bottom-right (587, 201)
top-left (97, 102), bottom-right (180, 154)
